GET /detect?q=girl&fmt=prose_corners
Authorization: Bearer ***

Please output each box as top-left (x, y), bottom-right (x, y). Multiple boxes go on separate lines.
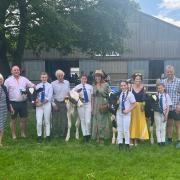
top-left (116, 81), bottom-right (136, 150)
top-left (154, 83), bottom-right (172, 146)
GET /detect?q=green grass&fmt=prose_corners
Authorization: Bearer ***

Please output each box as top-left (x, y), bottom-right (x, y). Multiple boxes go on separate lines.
top-left (0, 111), bottom-right (180, 180)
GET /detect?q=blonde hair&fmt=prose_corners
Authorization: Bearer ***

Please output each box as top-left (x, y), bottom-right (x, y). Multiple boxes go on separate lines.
top-left (165, 65), bottom-right (174, 73)
top-left (55, 69), bottom-right (65, 77)
top-left (0, 73), bottom-right (4, 80)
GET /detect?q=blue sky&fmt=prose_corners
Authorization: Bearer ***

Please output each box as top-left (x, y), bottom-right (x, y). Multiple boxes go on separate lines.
top-left (135, 0), bottom-right (180, 27)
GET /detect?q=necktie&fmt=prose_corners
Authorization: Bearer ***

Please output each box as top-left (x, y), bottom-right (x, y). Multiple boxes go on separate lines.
top-left (159, 94), bottom-right (163, 113)
top-left (83, 85), bottom-right (89, 103)
top-left (41, 84), bottom-right (45, 103)
top-left (121, 92), bottom-right (125, 112)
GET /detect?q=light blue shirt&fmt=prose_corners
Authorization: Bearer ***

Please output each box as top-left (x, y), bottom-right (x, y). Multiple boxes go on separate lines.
top-left (51, 80), bottom-right (70, 102)
top-left (36, 82), bottom-right (53, 102)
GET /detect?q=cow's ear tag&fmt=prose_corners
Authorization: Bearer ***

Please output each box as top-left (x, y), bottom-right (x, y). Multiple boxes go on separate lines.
top-left (29, 88), bottom-right (34, 94)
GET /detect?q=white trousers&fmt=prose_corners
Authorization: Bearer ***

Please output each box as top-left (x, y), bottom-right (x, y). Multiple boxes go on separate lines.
top-left (77, 103), bottom-right (91, 136)
top-left (116, 110), bottom-right (131, 144)
top-left (36, 102), bottom-right (51, 137)
top-left (154, 112), bottom-right (167, 143)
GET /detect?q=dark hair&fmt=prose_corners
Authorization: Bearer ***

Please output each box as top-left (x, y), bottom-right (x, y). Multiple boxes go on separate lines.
top-left (119, 80), bottom-right (128, 85)
top-left (132, 73), bottom-right (143, 80)
top-left (80, 73), bottom-right (87, 78)
top-left (156, 83), bottom-right (165, 88)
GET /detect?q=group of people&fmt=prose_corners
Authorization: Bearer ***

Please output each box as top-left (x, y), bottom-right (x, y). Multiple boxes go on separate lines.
top-left (0, 65), bottom-right (180, 150)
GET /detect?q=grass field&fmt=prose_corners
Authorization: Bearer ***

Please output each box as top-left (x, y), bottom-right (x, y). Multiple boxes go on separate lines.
top-left (0, 112), bottom-right (180, 180)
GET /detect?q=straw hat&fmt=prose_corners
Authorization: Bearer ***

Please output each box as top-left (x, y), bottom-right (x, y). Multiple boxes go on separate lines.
top-left (94, 69), bottom-right (103, 75)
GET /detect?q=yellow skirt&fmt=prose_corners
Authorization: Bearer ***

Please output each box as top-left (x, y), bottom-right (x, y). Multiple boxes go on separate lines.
top-left (130, 102), bottom-right (149, 140)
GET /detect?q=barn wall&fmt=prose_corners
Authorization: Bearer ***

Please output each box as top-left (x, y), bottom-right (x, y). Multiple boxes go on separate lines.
top-left (22, 60), bottom-right (45, 82)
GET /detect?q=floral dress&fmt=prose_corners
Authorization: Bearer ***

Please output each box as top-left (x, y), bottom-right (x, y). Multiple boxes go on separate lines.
top-left (92, 83), bottom-right (111, 140)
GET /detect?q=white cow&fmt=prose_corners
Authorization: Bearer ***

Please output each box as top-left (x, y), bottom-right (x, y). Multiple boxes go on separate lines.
top-left (65, 89), bottom-right (83, 141)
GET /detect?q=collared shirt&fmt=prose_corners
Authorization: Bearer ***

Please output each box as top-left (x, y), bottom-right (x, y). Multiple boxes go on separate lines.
top-left (73, 83), bottom-right (93, 103)
top-left (118, 90), bottom-right (136, 115)
top-left (4, 75), bottom-right (34, 102)
top-left (36, 82), bottom-right (53, 102)
top-left (158, 93), bottom-right (172, 111)
top-left (161, 77), bottom-right (180, 110)
top-left (51, 79), bottom-right (70, 102)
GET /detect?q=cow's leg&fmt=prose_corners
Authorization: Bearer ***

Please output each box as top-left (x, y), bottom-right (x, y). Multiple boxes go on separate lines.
top-left (148, 115), bottom-right (154, 144)
top-left (75, 116), bottom-right (80, 140)
top-left (111, 115), bottom-right (117, 144)
top-left (112, 127), bottom-right (117, 144)
top-left (65, 112), bottom-right (72, 141)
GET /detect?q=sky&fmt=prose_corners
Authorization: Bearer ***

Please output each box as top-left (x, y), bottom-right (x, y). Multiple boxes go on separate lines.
top-left (135, 0), bottom-right (180, 27)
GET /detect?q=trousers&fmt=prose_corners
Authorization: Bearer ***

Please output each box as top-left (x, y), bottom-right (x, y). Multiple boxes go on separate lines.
top-left (116, 110), bottom-right (131, 144)
top-left (36, 102), bottom-right (51, 137)
top-left (154, 111), bottom-right (167, 143)
top-left (77, 102), bottom-right (91, 136)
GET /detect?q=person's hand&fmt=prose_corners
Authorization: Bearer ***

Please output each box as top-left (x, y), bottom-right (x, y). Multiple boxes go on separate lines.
top-left (52, 103), bottom-right (59, 111)
top-left (123, 109), bottom-right (129, 114)
top-left (140, 105), bottom-right (144, 112)
top-left (10, 106), bottom-right (15, 115)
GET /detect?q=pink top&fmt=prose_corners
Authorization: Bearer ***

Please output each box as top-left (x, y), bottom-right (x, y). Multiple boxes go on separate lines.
top-left (4, 75), bottom-right (34, 102)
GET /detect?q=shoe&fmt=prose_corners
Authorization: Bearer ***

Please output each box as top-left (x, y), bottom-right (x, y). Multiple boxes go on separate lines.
top-left (176, 142), bottom-right (180, 149)
top-left (125, 144), bottom-right (130, 151)
top-left (158, 143), bottom-right (161, 146)
top-left (161, 142), bottom-right (165, 146)
top-left (46, 136), bottom-right (51, 142)
top-left (166, 138), bottom-right (172, 145)
top-left (118, 143), bottom-right (123, 151)
top-left (37, 136), bottom-right (42, 144)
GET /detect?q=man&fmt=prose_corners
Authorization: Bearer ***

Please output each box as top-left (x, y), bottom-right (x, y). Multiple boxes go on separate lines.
top-left (51, 69), bottom-right (70, 138)
top-left (4, 65), bottom-right (35, 139)
top-left (161, 65), bottom-right (180, 148)
top-left (35, 72), bottom-right (53, 143)
top-left (73, 74), bottom-right (93, 143)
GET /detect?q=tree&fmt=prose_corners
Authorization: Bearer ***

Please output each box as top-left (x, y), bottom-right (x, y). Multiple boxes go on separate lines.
top-left (0, 0), bottom-right (138, 77)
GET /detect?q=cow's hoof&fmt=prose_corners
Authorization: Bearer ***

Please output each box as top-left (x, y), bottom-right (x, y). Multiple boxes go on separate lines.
top-left (112, 138), bottom-right (116, 144)
top-left (65, 137), bottom-right (70, 141)
top-left (150, 138), bottom-right (154, 144)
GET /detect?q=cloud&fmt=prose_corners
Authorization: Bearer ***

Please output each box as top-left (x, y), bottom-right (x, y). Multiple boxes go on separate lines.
top-left (155, 14), bottom-right (180, 27)
top-left (160, 0), bottom-right (180, 10)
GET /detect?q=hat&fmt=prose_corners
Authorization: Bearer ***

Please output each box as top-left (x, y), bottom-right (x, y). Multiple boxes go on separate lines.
top-left (94, 69), bottom-right (103, 75)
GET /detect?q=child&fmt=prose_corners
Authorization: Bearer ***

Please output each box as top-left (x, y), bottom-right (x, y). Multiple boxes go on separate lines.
top-left (36, 72), bottom-right (53, 143)
top-left (154, 83), bottom-right (172, 146)
top-left (116, 81), bottom-right (136, 150)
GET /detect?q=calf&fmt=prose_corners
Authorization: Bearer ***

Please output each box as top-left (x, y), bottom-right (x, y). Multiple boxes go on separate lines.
top-left (108, 91), bottom-right (121, 144)
top-left (144, 92), bottom-right (161, 144)
top-left (64, 89), bottom-right (83, 141)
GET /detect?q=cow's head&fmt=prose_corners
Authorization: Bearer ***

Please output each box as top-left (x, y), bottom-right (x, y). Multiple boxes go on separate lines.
top-left (26, 87), bottom-right (43, 108)
top-left (108, 91), bottom-right (120, 115)
top-left (65, 89), bottom-right (83, 107)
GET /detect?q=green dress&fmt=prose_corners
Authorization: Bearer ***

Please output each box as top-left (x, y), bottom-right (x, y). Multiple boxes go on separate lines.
top-left (92, 83), bottom-right (111, 140)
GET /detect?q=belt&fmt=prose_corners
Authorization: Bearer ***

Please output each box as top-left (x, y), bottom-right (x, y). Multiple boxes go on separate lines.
top-left (56, 100), bottom-right (65, 103)
top-left (10, 101), bottom-right (26, 103)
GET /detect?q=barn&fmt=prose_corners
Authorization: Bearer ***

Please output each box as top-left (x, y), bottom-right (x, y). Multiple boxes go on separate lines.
top-left (22, 11), bottom-right (180, 85)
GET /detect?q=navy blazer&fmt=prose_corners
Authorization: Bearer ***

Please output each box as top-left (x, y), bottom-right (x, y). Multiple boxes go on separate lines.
top-left (1, 85), bottom-right (11, 111)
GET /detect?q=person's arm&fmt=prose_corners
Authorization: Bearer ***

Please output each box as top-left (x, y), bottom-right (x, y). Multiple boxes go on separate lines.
top-left (123, 102), bottom-right (136, 114)
top-left (123, 93), bottom-right (136, 114)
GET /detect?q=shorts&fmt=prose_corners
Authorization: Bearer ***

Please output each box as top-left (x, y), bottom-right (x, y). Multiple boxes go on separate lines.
top-left (168, 110), bottom-right (180, 121)
top-left (10, 101), bottom-right (28, 119)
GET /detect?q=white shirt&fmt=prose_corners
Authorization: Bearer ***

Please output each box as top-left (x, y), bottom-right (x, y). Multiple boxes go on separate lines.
top-left (73, 83), bottom-right (93, 103)
top-left (51, 80), bottom-right (70, 102)
top-left (36, 82), bottom-right (53, 102)
top-left (158, 93), bottom-right (172, 111)
top-left (118, 91), bottom-right (136, 115)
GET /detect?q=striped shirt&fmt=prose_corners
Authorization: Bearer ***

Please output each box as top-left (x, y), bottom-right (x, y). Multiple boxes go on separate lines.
top-left (161, 77), bottom-right (180, 110)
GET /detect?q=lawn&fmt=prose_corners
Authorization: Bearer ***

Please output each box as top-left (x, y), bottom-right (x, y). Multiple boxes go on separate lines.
top-left (0, 111), bottom-right (180, 180)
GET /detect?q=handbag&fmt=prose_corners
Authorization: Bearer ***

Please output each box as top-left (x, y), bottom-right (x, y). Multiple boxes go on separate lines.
top-left (99, 104), bottom-right (109, 113)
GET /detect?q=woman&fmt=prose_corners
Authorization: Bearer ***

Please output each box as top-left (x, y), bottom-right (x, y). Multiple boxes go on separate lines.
top-left (92, 70), bottom-right (111, 144)
top-left (0, 73), bottom-right (12, 146)
top-left (129, 73), bottom-right (149, 146)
